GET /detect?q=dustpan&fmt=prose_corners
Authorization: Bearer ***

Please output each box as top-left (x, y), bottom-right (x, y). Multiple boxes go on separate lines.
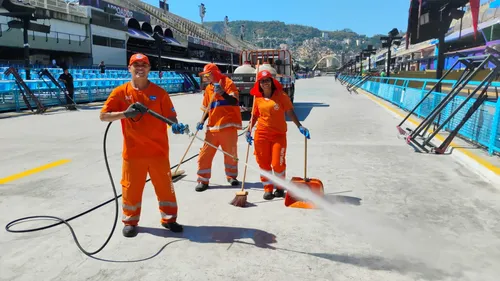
top-left (284, 136), bottom-right (324, 209)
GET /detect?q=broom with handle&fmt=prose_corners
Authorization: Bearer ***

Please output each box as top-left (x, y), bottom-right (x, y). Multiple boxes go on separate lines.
top-left (230, 62), bottom-right (260, 207)
top-left (172, 81), bottom-right (219, 178)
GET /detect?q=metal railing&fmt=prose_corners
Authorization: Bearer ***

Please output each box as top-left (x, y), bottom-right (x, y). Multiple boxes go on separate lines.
top-left (0, 72), bottom-right (200, 113)
top-left (27, 0), bottom-right (89, 17)
top-left (339, 75), bottom-right (500, 155)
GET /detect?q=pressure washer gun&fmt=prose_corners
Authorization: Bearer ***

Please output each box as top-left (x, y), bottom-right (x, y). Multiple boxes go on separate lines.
top-left (131, 102), bottom-right (238, 161)
top-left (131, 102), bottom-right (191, 136)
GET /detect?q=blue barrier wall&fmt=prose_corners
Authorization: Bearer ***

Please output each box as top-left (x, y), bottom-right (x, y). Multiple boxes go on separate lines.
top-left (0, 66), bottom-right (201, 113)
top-left (340, 75), bottom-right (500, 156)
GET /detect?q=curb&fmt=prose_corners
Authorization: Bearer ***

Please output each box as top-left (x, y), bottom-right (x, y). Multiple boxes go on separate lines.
top-left (356, 87), bottom-right (500, 186)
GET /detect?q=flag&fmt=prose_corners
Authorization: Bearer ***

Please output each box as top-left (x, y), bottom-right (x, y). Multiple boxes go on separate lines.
top-left (469, 0), bottom-right (480, 40)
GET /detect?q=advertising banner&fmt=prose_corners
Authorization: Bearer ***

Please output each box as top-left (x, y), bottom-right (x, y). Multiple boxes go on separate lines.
top-left (79, 0), bottom-right (151, 22)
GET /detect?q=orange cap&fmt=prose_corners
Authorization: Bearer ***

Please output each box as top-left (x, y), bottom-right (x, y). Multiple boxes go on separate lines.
top-left (199, 63), bottom-right (220, 76)
top-left (129, 53), bottom-right (150, 66)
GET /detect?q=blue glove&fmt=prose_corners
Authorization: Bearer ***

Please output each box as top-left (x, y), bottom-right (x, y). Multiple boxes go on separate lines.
top-left (299, 126), bottom-right (310, 139)
top-left (246, 131), bottom-right (254, 145)
top-left (172, 123), bottom-right (187, 134)
top-left (196, 122), bottom-right (204, 131)
top-left (213, 83), bottom-right (223, 95)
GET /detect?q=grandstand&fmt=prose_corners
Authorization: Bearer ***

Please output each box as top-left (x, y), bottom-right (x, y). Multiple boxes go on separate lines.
top-left (356, 1), bottom-right (500, 75)
top-left (337, 1), bottom-right (500, 157)
top-left (0, 64), bottom-right (194, 112)
top-left (0, 0), bottom-right (259, 113)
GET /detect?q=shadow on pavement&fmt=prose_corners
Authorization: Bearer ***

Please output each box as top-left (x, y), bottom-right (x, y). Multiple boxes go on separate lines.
top-left (179, 179), bottom-right (263, 190)
top-left (142, 225), bottom-right (277, 248)
top-left (241, 101), bottom-right (330, 122)
top-left (324, 194), bottom-right (362, 206)
top-left (91, 225), bottom-right (277, 263)
top-left (302, 251), bottom-right (451, 280)
top-left (287, 102), bottom-right (330, 121)
top-left (230, 240), bottom-right (451, 279)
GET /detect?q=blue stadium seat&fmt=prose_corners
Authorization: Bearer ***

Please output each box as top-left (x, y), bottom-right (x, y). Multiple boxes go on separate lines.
top-left (0, 64), bottom-right (190, 112)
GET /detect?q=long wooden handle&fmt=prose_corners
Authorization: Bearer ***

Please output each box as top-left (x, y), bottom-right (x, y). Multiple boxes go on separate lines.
top-left (173, 130), bottom-right (198, 174)
top-left (304, 136), bottom-right (308, 180)
top-left (173, 91), bottom-right (217, 174)
top-left (240, 141), bottom-right (252, 191)
top-left (240, 62), bottom-right (260, 192)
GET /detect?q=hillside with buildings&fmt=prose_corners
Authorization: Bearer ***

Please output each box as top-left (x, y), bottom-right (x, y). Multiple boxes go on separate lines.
top-left (204, 20), bottom-right (387, 66)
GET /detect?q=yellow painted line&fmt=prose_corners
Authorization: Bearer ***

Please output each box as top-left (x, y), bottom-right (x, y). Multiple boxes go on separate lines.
top-left (0, 159), bottom-right (71, 184)
top-left (359, 89), bottom-right (500, 175)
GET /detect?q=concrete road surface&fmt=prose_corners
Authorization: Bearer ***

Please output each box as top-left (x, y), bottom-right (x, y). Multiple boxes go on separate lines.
top-left (1, 77), bottom-right (499, 281)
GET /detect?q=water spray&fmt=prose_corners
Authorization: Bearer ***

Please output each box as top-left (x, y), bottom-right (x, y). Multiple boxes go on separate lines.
top-left (126, 105), bottom-right (470, 274)
top-left (253, 167), bottom-right (472, 276)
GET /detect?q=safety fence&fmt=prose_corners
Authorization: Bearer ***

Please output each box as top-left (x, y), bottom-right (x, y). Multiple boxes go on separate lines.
top-left (0, 70), bottom-right (200, 113)
top-left (339, 75), bottom-right (500, 156)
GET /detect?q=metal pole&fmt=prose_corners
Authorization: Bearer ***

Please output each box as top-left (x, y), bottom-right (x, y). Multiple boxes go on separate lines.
top-left (360, 53), bottom-right (363, 74)
top-left (411, 55), bottom-right (491, 139)
top-left (397, 58), bottom-right (464, 127)
top-left (386, 42), bottom-right (391, 78)
top-left (157, 37), bottom-right (161, 72)
top-left (423, 69), bottom-right (497, 146)
top-left (23, 17), bottom-right (31, 80)
top-left (436, 31), bottom-right (446, 93)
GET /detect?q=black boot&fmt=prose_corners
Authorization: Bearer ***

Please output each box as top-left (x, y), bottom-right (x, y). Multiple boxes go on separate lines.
top-left (195, 182), bottom-right (209, 192)
top-left (263, 192), bottom-right (275, 200)
top-left (162, 222), bottom-right (184, 233)
top-left (274, 189), bottom-right (285, 198)
top-left (123, 225), bottom-right (138, 238)
top-left (227, 178), bottom-right (240, 186)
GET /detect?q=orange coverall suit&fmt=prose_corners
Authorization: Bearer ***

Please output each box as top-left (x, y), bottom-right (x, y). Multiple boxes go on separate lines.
top-left (101, 82), bottom-right (178, 226)
top-left (252, 89), bottom-right (294, 193)
top-left (197, 76), bottom-right (243, 184)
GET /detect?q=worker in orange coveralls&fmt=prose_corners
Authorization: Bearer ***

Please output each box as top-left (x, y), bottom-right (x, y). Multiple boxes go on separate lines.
top-left (100, 53), bottom-right (188, 238)
top-left (246, 69), bottom-right (310, 200)
top-left (195, 63), bottom-right (243, 192)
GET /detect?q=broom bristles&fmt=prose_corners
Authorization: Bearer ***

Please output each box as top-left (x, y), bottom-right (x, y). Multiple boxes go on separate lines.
top-left (230, 191), bottom-right (248, 207)
top-left (171, 169), bottom-right (185, 177)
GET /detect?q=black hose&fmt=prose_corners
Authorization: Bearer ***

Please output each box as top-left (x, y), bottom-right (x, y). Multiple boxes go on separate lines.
top-left (4, 121), bottom-right (249, 257)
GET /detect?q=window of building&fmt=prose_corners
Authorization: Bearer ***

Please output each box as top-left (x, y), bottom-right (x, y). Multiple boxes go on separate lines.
top-left (91, 10), bottom-right (108, 27)
top-left (109, 38), bottom-right (125, 48)
top-left (93, 35), bottom-right (108, 46)
top-left (91, 10), bottom-right (127, 31)
top-left (93, 35), bottom-right (125, 49)
top-left (486, 23), bottom-right (500, 41)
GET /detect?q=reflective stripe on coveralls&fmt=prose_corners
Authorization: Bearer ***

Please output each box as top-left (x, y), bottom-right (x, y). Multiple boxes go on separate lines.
top-left (101, 79), bottom-right (179, 226)
top-left (121, 157), bottom-right (178, 225)
top-left (254, 131), bottom-right (287, 193)
top-left (197, 64), bottom-right (242, 184)
top-left (197, 128), bottom-right (239, 184)
top-left (203, 79), bottom-right (242, 132)
top-left (249, 70), bottom-right (294, 193)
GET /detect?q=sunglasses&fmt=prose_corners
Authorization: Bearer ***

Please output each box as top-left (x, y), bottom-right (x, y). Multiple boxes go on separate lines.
top-left (259, 79), bottom-right (272, 84)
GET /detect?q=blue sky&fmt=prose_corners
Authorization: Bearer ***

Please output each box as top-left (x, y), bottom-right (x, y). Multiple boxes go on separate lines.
top-left (144, 0), bottom-right (492, 37)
